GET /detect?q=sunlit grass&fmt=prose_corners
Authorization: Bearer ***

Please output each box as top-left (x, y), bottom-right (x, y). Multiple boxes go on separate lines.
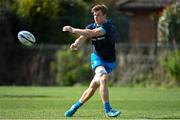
top-left (0, 86), bottom-right (180, 119)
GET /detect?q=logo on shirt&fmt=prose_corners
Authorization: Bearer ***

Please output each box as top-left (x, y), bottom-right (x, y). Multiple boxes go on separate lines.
top-left (91, 36), bottom-right (105, 41)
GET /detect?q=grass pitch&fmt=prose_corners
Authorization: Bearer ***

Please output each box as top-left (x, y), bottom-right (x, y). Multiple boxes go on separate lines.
top-left (0, 86), bottom-right (180, 119)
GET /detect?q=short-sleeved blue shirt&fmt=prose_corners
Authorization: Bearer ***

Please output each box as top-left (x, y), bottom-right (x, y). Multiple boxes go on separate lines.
top-left (86, 20), bottom-right (116, 62)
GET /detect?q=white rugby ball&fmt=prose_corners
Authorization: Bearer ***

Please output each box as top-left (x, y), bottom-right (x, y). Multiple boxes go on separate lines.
top-left (18, 31), bottom-right (36, 46)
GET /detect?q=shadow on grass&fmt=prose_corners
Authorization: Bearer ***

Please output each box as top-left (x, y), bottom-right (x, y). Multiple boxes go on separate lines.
top-left (0, 95), bottom-right (55, 98)
top-left (144, 117), bottom-right (180, 119)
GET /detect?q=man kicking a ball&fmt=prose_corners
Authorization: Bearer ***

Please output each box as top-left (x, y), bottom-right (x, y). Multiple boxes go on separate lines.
top-left (62, 4), bottom-right (121, 117)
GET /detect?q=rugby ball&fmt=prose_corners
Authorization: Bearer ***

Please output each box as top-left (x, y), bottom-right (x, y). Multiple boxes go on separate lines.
top-left (18, 31), bottom-right (36, 46)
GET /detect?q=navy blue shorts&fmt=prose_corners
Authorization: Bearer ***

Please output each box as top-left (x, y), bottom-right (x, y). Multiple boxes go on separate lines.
top-left (91, 53), bottom-right (116, 73)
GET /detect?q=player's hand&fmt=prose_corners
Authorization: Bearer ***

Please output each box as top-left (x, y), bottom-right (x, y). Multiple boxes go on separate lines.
top-left (62, 26), bottom-right (74, 33)
top-left (70, 42), bottom-right (79, 51)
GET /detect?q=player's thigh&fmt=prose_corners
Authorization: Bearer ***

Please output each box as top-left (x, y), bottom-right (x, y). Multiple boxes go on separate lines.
top-left (89, 76), bottom-right (99, 91)
top-left (94, 66), bottom-right (109, 83)
top-left (95, 66), bottom-right (108, 76)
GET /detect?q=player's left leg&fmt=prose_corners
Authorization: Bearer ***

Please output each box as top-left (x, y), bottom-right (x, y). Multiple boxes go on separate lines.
top-left (64, 76), bottom-right (99, 117)
top-left (79, 77), bottom-right (99, 103)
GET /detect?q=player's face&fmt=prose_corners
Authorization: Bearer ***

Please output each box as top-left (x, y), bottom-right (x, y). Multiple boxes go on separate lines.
top-left (93, 10), bottom-right (106, 25)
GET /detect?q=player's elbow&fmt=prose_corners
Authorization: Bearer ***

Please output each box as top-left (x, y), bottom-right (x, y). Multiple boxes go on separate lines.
top-left (84, 29), bottom-right (99, 38)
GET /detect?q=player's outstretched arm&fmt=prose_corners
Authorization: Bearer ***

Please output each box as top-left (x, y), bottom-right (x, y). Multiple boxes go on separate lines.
top-left (62, 26), bottom-right (105, 38)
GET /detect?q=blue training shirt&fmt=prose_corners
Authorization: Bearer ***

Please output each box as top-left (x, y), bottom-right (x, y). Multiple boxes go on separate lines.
top-left (86, 20), bottom-right (116, 62)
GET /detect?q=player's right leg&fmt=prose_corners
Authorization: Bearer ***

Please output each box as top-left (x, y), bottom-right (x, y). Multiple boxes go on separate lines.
top-left (64, 76), bottom-right (99, 117)
top-left (96, 66), bottom-right (121, 117)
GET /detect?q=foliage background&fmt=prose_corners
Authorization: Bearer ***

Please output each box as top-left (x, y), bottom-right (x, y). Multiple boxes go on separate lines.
top-left (0, 0), bottom-right (179, 87)
top-left (158, 3), bottom-right (180, 44)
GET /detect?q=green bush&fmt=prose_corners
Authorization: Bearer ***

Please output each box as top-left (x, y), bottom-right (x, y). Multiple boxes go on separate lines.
top-left (51, 46), bottom-right (92, 86)
top-left (10, 0), bottom-right (89, 44)
top-left (158, 3), bottom-right (180, 44)
top-left (160, 51), bottom-right (180, 86)
top-left (13, 0), bottom-right (59, 20)
top-left (10, 0), bottom-right (62, 43)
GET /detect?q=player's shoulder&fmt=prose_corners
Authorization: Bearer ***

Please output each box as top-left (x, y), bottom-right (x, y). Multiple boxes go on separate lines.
top-left (102, 19), bottom-right (113, 27)
top-left (86, 23), bottom-right (96, 29)
top-left (101, 19), bottom-right (115, 32)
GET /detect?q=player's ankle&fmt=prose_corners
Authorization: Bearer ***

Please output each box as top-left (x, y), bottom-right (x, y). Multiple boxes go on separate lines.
top-left (104, 102), bottom-right (112, 113)
top-left (72, 100), bottom-right (83, 110)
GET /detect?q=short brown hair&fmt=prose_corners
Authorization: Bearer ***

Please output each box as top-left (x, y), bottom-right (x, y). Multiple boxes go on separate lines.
top-left (91, 4), bottom-right (108, 15)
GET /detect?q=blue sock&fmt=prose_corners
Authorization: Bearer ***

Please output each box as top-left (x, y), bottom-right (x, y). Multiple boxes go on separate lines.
top-left (104, 102), bottom-right (112, 113)
top-left (73, 100), bottom-right (83, 110)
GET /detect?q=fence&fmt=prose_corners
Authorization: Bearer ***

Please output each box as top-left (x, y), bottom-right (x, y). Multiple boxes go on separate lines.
top-left (0, 43), bottom-right (179, 86)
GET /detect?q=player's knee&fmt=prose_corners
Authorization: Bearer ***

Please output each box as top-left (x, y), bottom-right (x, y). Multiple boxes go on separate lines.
top-left (100, 74), bottom-right (109, 85)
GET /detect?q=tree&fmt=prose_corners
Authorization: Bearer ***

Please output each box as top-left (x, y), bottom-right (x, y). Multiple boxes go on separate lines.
top-left (158, 2), bottom-right (180, 45)
top-left (159, 2), bottom-right (180, 86)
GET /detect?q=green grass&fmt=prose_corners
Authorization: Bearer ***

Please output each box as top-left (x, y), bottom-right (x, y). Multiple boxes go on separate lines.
top-left (0, 86), bottom-right (180, 119)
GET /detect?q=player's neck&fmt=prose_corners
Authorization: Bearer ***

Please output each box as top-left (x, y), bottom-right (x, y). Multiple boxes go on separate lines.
top-left (96, 19), bottom-right (107, 26)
